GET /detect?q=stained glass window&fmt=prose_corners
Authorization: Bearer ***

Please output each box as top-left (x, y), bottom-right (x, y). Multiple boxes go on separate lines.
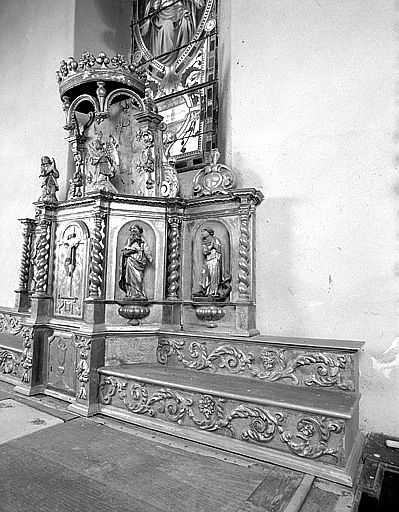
top-left (131, 0), bottom-right (218, 172)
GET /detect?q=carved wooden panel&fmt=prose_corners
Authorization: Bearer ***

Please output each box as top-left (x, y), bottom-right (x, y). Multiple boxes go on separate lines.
top-left (53, 222), bottom-right (88, 318)
top-left (47, 333), bottom-right (76, 395)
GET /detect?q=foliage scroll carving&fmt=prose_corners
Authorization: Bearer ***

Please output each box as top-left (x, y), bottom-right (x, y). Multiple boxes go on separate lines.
top-left (156, 339), bottom-right (354, 391)
top-left (99, 377), bottom-right (344, 462)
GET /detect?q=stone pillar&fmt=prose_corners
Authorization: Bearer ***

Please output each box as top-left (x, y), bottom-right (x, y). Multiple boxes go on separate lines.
top-left (86, 206), bottom-right (107, 328)
top-left (15, 218), bottom-right (36, 311)
top-left (30, 209), bottom-right (54, 322)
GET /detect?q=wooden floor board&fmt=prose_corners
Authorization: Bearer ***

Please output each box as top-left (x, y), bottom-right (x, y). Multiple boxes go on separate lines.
top-left (6, 419), bottom-right (268, 512)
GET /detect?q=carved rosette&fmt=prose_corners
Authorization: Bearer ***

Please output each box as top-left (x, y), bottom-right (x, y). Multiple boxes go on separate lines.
top-left (99, 377), bottom-right (344, 463)
top-left (20, 328), bottom-right (34, 383)
top-left (156, 339), bottom-right (354, 391)
top-left (33, 218), bottom-right (52, 296)
top-left (17, 219), bottom-right (36, 292)
top-left (238, 207), bottom-right (253, 300)
top-left (166, 216), bottom-right (182, 299)
top-left (74, 335), bottom-right (91, 400)
top-left (88, 210), bottom-right (106, 298)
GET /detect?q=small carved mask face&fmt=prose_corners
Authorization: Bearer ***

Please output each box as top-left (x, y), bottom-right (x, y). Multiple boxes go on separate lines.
top-left (261, 351), bottom-right (278, 371)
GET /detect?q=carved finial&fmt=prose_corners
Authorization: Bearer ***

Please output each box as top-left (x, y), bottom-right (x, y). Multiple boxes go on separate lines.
top-left (39, 156), bottom-right (59, 203)
top-left (192, 148), bottom-right (235, 197)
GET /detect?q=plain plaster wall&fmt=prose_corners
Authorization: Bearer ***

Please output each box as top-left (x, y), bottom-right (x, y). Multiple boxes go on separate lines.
top-left (220, 0), bottom-right (399, 435)
top-left (0, 0), bottom-right (75, 308)
top-left (0, 1), bottom-right (397, 436)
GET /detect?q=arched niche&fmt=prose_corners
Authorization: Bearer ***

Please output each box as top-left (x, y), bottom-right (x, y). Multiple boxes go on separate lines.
top-left (191, 220), bottom-right (231, 300)
top-left (84, 94), bottom-right (145, 195)
top-left (53, 220), bottom-right (90, 318)
top-left (114, 220), bottom-right (156, 301)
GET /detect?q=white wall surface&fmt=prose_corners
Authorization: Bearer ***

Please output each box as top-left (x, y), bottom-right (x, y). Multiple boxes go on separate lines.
top-left (0, 0), bottom-right (75, 307)
top-left (220, 0), bottom-right (399, 435)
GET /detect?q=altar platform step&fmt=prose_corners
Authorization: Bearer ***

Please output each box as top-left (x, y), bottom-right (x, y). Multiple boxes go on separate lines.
top-left (97, 363), bottom-right (363, 486)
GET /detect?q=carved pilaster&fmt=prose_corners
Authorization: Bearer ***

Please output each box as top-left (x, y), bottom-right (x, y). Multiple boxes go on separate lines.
top-left (66, 135), bottom-right (86, 199)
top-left (166, 216), bottom-right (182, 300)
top-left (33, 217), bottom-right (52, 297)
top-left (238, 206), bottom-right (253, 300)
top-left (74, 335), bottom-right (91, 400)
top-left (135, 108), bottom-right (164, 197)
top-left (88, 210), bottom-right (106, 299)
top-left (20, 327), bottom-right (34, 384)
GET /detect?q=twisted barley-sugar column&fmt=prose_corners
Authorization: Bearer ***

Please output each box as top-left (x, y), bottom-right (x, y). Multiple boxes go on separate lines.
top-left (34, 218), bottom-right (51, 295)
top-left (238, 208), bottom-right (252, 299)
top-left (18, 219), bottom-right (36, 291)
top-left (166, 217), bottom-right (182, 299)
top-left (88, 211), bottom-right (105, 298)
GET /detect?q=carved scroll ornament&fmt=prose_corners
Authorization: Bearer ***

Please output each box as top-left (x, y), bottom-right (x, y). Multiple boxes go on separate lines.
top-left (156, 339), bottom-right (354, 391)
top-left (192, 149), bottom-right (235, 197)
top-left (99, 377), bottom-right (344, 462)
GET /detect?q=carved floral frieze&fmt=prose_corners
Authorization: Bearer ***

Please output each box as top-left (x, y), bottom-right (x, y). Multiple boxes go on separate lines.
top-left (99, 376), bottom-right (344, 464)
top-left (0, 327), bottom-right (33, 383)
top-left (0, 313), bottom-right (23, 335)
top-left (156, 339), bottom-right (354, 391)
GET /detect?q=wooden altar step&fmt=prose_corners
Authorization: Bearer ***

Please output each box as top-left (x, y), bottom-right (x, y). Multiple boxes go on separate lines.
top-left (97, 363), bottom-right (363, 486)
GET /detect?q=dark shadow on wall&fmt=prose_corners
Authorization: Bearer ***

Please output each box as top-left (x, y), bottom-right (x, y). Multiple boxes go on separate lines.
top-left (74, 0), bottom-right (132, 57)
top-left (255, 197), bottom-right (303, 336)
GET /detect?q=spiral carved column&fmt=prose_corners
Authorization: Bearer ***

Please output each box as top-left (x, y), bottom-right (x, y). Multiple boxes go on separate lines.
top-left (33, 218), bottom-right (52, 296)
top-left (17, 219), bottom-right (36, 292)
top-left (88, 210), bottom-right (106, 298)
top-left (238, 207), bottom-right (253, 300)
top-left (166, 216), bottom-right (182, 299)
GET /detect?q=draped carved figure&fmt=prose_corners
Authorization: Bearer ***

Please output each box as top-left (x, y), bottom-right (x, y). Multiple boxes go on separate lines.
top-left (119, 225), bottom-right (153, 300)
top-left (194, 227), bottom-right (231, 301)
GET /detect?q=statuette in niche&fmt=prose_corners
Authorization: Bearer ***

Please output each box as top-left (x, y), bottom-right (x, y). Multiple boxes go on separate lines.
top-left (193, 227), bottom-right (231, 301)
top-left (39, 156), bottom-right (59, 203)
top-left (87, 131), bottom-right (119, 193)
top-left (119, 225), bottom-right (153, 300)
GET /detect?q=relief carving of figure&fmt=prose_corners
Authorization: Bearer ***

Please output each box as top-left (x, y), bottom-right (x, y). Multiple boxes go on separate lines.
top-left (119, 225), bottom-right (153, 299)
top-left (67, 153), bottom-right (84, 199)
top-left (141, 0), bottom-right (205, 92)
top-left (194, 227), bottom-right (231, 301)
top-left (39, 156), bottom-right (59, 203)
top-left (87, 131), bottom-right (119, 193)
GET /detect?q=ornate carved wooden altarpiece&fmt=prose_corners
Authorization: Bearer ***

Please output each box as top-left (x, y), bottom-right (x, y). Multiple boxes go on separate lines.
top-left (0, 0), bottom-right (365, 487)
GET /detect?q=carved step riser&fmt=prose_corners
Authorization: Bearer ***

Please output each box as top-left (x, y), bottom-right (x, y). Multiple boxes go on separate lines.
top-left (98, 373), bottom-right (356, 472)
top-left (157, 337), bottom-right (358, 393)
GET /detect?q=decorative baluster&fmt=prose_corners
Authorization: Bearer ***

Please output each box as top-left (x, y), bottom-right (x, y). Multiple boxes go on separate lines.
top-left (238, 207), bottom-right (253, 299)
top-left (166, 216), bottom-right (182, 299)
top-left (17, 219), bottom-right (36, 292)
top-left (88, 210), bottom-right (105, 298)
top-left (33, 218), bottom-right (51, 296)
